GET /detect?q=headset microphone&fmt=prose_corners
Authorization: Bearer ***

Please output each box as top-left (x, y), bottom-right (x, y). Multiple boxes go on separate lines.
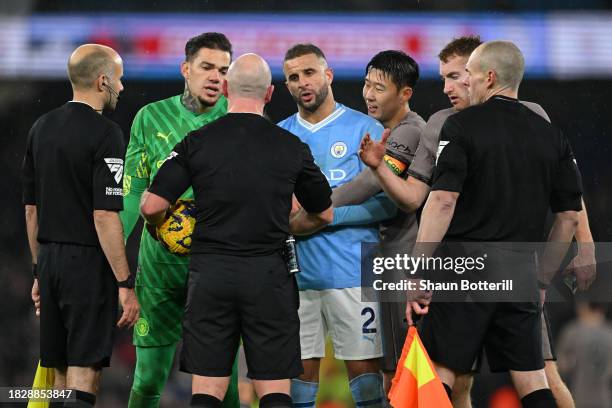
top-left (103, 82), bottom-right (120, 101)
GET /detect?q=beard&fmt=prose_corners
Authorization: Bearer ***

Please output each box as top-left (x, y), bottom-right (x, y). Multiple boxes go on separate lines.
top-left (104, 97), bottom-right (117, 112)
top-left (292, 85), bottom-right (329, 113)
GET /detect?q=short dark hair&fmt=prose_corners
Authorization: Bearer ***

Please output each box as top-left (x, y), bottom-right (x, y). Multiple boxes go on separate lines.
top-left (185, 32), bottom-right (232, 62)
top-left (365, 50), bottom-right (419, 90)
top-left (284, 43), bottom-right (327, 63)
top-left (438, 35), bottom-right (483, 63)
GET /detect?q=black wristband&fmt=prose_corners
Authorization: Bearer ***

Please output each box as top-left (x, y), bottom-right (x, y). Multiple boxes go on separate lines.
top-left (537, 280), bottom-right (549, 289)
top-left (117, 273), bottom-right (135, 289)
top-left (32, 263), bottom-right (38, 279)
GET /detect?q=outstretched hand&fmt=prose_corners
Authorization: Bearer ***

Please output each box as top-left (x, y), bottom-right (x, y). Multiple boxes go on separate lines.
top-left (359, 128), bottom-right (391, 169)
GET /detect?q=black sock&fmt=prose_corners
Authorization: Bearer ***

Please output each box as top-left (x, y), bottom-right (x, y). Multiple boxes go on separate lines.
top-left (259, 393), bottom-right (293, 408)
top-left (443, 383), bottom-right (452, 399)
top-left (63, 390), bottom-right (96, 407)
top-left (190, 394), bottom-right (223, 408)
top-left (521, 389), bottom-right (557, 408)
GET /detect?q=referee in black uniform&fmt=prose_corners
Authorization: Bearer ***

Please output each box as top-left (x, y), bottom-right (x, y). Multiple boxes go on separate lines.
top-left (140, 53), bottom-right (333, 408)
top-left (22, 44), bottom-right (139, 408)
top-left (407, 41), bottom-right (582, 408)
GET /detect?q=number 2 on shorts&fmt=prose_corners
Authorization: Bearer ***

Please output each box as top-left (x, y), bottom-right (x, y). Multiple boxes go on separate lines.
top-left (361, 307), bottom-right (377, 334)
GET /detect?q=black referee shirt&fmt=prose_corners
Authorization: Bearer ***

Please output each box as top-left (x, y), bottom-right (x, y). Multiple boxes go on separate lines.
top-left (149, 113), bottom-right (332, 256)
top-left (432, 95), bottom-right (582, 242)
top-left (22, 102), bottom-right (125, 246)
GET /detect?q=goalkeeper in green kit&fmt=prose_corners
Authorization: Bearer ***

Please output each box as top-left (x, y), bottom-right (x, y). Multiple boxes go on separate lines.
top-left (120, 32), bottom-right (239, 408)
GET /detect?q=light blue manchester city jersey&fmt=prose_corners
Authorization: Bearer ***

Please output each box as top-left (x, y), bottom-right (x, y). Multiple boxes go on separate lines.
top-left (279, 103), bottom-right (387, 290)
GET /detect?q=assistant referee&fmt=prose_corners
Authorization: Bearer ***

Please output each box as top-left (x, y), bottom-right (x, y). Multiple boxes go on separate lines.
top-left (22, 44), bottom-right (139, 408)
top-left (140, 53), bottom-right (333, 408)
top-left (409, 41), bottom-right (582, 408)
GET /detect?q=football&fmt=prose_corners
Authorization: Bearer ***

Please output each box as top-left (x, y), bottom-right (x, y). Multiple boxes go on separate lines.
top-left (155, 199), bottom-right (196, 256)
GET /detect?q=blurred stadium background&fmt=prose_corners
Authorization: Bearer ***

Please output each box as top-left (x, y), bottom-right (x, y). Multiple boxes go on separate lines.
top-left (1, 1), bottom-right (611, 407)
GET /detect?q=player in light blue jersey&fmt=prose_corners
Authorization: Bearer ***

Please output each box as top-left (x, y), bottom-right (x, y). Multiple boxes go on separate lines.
top-left (279, 44), bottom-right (396, 408)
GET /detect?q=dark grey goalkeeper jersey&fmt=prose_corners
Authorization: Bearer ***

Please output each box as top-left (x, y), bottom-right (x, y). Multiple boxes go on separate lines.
top-left (409, 101), bottom-right (551, 185)
top-left (332, 111), bottom-right (426, 254)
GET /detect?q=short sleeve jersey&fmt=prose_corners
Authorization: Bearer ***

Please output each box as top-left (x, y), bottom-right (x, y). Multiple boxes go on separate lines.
top-left (408, 102), bottom-right (553, 186)
top-left (22, 102), bottom-right (124, 246)
top-left (149, 113), bottom-right (332, 256)
top-left (278, 103), bottom-right (385, 289)
top-left (432, 95), bottom-right (582, 242)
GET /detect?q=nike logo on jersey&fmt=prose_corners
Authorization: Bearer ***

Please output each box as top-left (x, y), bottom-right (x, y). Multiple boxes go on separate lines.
top-left (156, 131), bottom-right (172, 143)
top-left (104, 158), bottom-right (124, 184)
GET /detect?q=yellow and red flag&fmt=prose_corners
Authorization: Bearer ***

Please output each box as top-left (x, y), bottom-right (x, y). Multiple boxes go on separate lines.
top-left (27, 360), bottom-right (55, 408)
top-left (388, 326), bottom-right (452, 408)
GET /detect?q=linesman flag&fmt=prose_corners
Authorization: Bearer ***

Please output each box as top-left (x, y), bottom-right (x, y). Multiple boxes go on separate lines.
top-left (27, 360), bottom-right (55, 408)
top-left (388, 326), bottom-right (452, 408)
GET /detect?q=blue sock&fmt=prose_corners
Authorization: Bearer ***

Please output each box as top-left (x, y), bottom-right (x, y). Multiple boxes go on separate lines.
top-left (290, 379), bottom-right (318, 407)
top-left (349, 373), bottom-right (385, 407)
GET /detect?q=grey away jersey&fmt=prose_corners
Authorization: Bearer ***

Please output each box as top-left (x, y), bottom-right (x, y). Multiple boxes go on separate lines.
top-left (332, 111), bottom-right (426, 252)
top-left (408, 101), bottom-right (551, 185)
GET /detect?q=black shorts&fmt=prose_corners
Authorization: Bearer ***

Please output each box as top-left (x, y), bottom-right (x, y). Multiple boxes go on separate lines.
top-left (380, 300), bottom-right (408, 372)
top-left (180, 253), bottom-right (302, 380)
top-left (38, 243), bottom-right (118, 368)
top-left (419, 301), bottom-right (543, 374)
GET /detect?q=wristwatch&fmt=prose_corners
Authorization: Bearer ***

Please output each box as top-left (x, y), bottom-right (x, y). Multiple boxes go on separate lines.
top-left (117, 273), bottom-right (135, 289)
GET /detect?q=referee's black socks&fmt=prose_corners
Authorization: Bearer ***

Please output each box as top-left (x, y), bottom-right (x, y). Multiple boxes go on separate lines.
top-left (259, 393), bottom-right (293, 408)
top-left (63, 390), bottom-right (96, 407)
top-left (521, 388), bottom-right (557, 408)
top-left (190, 394), bottom-right (223, 408)
top-left (190, 392), bottom-right (291, 408)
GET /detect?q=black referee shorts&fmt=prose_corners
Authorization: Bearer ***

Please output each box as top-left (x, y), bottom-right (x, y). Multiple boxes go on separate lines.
top-left (419, 301), bottom-right (543, 374)
top-left (38, 243), bottom-right (118, 368)
top-left (180, 252), bottom-right (302, 380)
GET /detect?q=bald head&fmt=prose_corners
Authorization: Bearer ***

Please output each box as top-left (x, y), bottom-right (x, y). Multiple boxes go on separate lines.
top-left (67, 44), bottom-right (122, 90)
top-left (226, 53), bottom-right (272, 99)
top-left (470, 41), bottom-right (525, 91)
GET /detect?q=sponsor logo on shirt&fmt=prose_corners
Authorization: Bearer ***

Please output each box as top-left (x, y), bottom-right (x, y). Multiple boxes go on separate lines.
top-left (387, 140), bottom-right (412, 154)
top-left (330, 142), bottom-right (348, 158)
top-left (105, 187), bottom-right (123, 196)
top-left (104, 158), bottom-right (123, 184)
top-left (436, 141), bottom-right (449, 165)
top-left (325, 169), bottom-right (347, 182)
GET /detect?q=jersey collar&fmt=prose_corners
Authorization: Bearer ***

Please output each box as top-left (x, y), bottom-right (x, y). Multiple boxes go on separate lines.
top-left (491, 95), bottom-right (519, 103)
top-left (296, 103), bottom-right (346, 133)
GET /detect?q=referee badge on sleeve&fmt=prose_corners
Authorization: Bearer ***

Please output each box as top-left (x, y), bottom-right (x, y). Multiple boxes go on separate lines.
top-left (104, 158), bottom-right (124, 184)
top-left (436, 141), bottom-right (449, 165)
